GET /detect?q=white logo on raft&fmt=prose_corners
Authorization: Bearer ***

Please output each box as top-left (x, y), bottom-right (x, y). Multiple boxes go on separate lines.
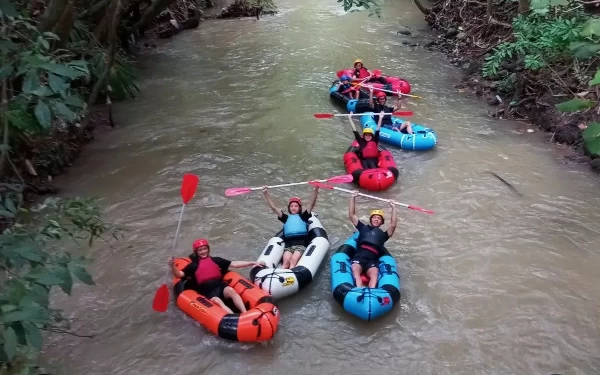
top-left (380, 132), bottom-right (391, 139)
top-left (385, 171), bottom-right (393, 178)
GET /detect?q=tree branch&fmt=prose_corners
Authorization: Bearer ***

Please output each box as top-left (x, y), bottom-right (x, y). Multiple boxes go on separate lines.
top-left (42, 326), bottom-right (95, 338)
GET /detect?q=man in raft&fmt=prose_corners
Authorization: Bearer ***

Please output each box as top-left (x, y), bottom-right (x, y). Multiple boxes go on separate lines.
top-left (368, 87), bottom-right (413, 134)
top-left (262, 185), bottom-right (319, 269)
top-left (168, 238), bottom-right (265, 314)
top-left (348, 110), bottom-right (384, 170)
top-left (348, 192), bottom-right (397, 288)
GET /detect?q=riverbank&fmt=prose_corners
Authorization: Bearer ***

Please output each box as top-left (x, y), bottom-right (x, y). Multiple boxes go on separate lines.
top-left (409, 0), bottom-right (600, 172)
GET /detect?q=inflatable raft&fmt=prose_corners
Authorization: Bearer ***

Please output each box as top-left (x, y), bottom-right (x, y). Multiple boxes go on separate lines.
top-left (343, 141), bottom-right (399, 192)
top-left (329, 81), bottom-right (373, 114)
top-left (173, 257), bottom-right (280, 342)
top-left (336, 69), bottom-right (411, 96)
top-left (330, 232), bottom-right (401, 321)
top-left (360, 113), bottom-right (437, 151)
top-left (250, 212), bottom-right (330, 299)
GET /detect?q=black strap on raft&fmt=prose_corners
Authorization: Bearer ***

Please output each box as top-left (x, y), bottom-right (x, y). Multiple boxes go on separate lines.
top-left (334, 260), bottom-right (349, 274)
top-left (380, 263), bottom-right (400, 278)
top-left (356, 287), bottom-right (390, 303)
top-left (251, 306), bottom-right (279, 340)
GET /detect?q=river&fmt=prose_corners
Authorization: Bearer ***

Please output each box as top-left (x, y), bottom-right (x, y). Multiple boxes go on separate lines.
top-left (44, 0), bottom-right (600, 374)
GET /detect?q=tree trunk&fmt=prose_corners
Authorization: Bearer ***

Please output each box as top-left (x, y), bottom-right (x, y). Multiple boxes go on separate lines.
top-left (125, 0), bottom-right (178, 35)
top-left (37, 0), bottom-right (70, 32)
top-left (486, 0), bottom-right (493, 19)
top-left (413, 0), bottom-right (431, 15)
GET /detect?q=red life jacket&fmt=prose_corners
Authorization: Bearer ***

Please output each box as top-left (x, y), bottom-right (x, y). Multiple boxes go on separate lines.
top-left (194, 257), bottom-right (222, 285)
top-left (354, 67), bottom-right (370, 79)
top-left (361, 140), bottom-right (379, 159)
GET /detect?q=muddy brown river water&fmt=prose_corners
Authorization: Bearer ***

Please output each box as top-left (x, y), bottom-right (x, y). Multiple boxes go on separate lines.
top-left (44, 0), bottom-right (600, 374)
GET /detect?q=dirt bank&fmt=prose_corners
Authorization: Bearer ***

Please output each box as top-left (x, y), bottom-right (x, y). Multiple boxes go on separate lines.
top-left (407, 0), bottom-right (600, 171)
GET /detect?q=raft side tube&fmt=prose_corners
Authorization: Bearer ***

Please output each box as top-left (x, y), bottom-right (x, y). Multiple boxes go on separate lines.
top-left (360, 113), bottom-right (437, 151)
top-left (172, 258), bottom-right (280, 342)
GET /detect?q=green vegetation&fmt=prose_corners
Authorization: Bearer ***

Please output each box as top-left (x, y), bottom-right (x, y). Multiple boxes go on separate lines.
top-left (339, 0), bottom-right (382, 17)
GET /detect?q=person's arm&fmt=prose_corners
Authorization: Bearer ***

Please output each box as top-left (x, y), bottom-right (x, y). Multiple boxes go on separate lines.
top-left (376, 110), bottom-right (384, 132)
top-left (348, 112), bottom-right (357, 132)
top-left (169, 258), bottom-right (186, 278)
top-left (368, 87), bottom-right (375, 108)
top-left (392, 94), bottom-right (402, 111)
top-left (230, 260), bottom-right (265, 268)
top-left (263, 187), bottom-right (284, 218)
top-left (306, 185), bottom-right (319, 212)
top-left (348, 191), bottom-right (359, 226)
top-left (387, 201), bottom-right (397, 237)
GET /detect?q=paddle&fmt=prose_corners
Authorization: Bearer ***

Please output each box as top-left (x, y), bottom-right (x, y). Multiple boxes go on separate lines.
top-left (152, 173), bottom-right (200, 312)
top-left (308, 181), bottom-right (435, 214)
top-left (314, 111), bottom-right (413, 119)
top-left (225, 174), bottom-right (353, 197)
top-left (354, 83), bottom-right (423, 99)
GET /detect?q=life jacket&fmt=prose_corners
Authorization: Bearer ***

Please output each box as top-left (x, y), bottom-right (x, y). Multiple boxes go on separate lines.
top-left (358, 226), bottom-right (388, 255)
top-left (361, 139), bottom-right (379, 159)
top-left (194, 257), bottom-right (222, 285)
top-left (354, 67), bottom-right (370, 79)
top-left (283, 214), bottom-right (308, 238)
top-left (340, 83), bottom-right (355, 94)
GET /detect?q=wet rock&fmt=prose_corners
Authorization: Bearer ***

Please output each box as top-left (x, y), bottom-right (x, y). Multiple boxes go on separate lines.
top-left (487, 95), bottom-right (502, 106)
top-left (397, 28), bottom-right (412, 36)
top-left (554, 126), bottom-right (581, 145)
top-left (444, 28), bottom-right (459, 38)
top-left (456, 31), bottom-right (466, 39)
top-left (401, 41), bottom-right (419, 47)
top-left (424, 40), bottom-right (437, 48)
top-left (590, 158), bottom-right (600, 171)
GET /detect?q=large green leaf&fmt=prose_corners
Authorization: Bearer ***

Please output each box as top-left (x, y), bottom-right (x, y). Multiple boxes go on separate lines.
top-left (22, 71), bottom-right (41, 94)
top-left (2, 327), bottom-right (17, 360)
top-left (555, 98), bottom-right (596, 112)
top-left (581, 18), bottom-right (600, 38)
top-left (53, 101), bottom-right (77, 122)
top-left (589, 69), bottom-right (600, 87)
top-left (24, 323), bottom-right (43, 350)
top-left (53, 265), bottom-right (73, 295)
top-left (64, 95), bottom-right (85, 108)
top-left (48, 73), bottom-right (69, 93)
top-left (31, 86), bottom-right (55, 97)
top-left (34, 100), bottom-right (52, 128)
top-left (2, 304), bottom-right (49, 324)
top-left (569, 42), bottom-right (600, 60)
top-left (0, 65), bottom-right (13, 79)
top-left (583, 122), bottom-right (600, 156)
top-left (40, 63), bottom-right (85, 79)
top-left (28, 284), bottom-right (49, 308)
top-left (16, 245), bottom-right (45, 263)
top-left (6, 109), bottom-right (39, 131)
top-left (0, 0), bottom-right (18, 18)
top-left (4, 197), bottom-right (17, 213)
top-left (34, 271), bottom-right (64, 286)
top-left (69, 264), bottom-right (95, 285)
top-left (0, 209), bottom-right (15, 218)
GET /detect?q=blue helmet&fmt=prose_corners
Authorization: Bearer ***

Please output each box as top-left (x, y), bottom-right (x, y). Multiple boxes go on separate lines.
top-left (340, 75), bottom-right (351, 82)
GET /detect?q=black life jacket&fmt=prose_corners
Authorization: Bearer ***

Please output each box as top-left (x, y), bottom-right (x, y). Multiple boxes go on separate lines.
top-left (358, 226), bottom-right (388, 255)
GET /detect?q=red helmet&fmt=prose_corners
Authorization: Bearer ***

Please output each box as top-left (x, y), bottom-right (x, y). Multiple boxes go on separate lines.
top-left (192, 238), bottom-right (209, 250)
top-left (288, 197), bottom-right (302, 206)
top-left (376, 91), bottom-right (386, 99)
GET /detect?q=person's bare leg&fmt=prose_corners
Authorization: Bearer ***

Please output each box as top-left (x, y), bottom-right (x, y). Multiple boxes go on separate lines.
top-left (223, 286), bottom-right (247, 313)
top-left (210, 297), bottom-right (234, 314)
top-left (282, 250), bottom-right (292, 269)
top-left (289, 250), bottom-right (303, 268)
top-left (366, 267), bottom-right (379, 288)
top-left (351, 263), bottom-right (364, 287)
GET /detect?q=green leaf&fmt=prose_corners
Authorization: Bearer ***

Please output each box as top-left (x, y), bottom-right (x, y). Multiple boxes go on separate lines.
top-left (6, 109), bottom-right (39, 131)
top-left (589, 69), bottom-right (600, 87)
top-left (53, 101), bottom-right (77, 122)
top-left (2, 304), bottom-right (48, 324)
top-left (43, 31), bottom-right (60, 41)
top-left (48, 73), bottom-right (68, 93)
top-left (34, 100), bottom-right (52, 129)
top-left (24, 323), bottom-right (43, 349)
top-left (0, 40), bottom-right (19, 52)
top-left (581, 18), bottom-right (600, 38)
top-left (555, 98), bottom-right (596, 112)
top-left (34, 271), bottom-right (64, 286)
top-left (4, 197), bottom-right (17, 213)
top-left (0, 209), bottom-right (15, 218)
top-left (63, 95), bottom-right (85, 108)
top-left (22, 71), bottom-right (41, 94)
top-left (583, 122), bottom-right (600, 156)
top-left (0, 0), bottom-right (19, 18)
top-left (1, 305), bottom-right (18, 313)
top-left (17, 245), bottom-right (45, 263)
top-left (69, 264), bottom-right (95, 285)
top-left (0, 65), bottom-right (13, 79)
top-left (28, 284), bottom-right (49, 308)
top-left (37, 35), bottom-right (50, 50)
top-left (2, 327), bottom-right (17, 360)
top-left (31, 86), bottom-right (55, 97)
top-left (40, 63), bottom-right (85, 79)
top-left (569, 42), bottom-right (600, 60)
top-left (54, 265), bottom-right (73, 295)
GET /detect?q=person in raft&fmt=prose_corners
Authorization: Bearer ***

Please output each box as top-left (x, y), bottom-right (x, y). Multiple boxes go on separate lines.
top-left (348, 192), bottom-right (397, 288)
top-left (168, 238), bottom-right (265, 314)
top-left (352, 59), bottom-right (387, 85)
top-left (368, 86), bottom-right (414, 134)
top-left (348, 110), bottom-right (384, 170)
top-left (335, 75), bottom-right (360, 99)
top-left (262, 185), bottom-right (320, 269)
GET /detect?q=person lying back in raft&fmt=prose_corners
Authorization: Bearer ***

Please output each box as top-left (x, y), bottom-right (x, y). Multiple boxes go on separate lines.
top-left (368, 87), bottom-right (414, 135)
top-left (335, 75), bottom-right (360, 100)
top-left (352, 59), bottom-right (387, 85)
top-left (348, 110), bottom-right (384, 170)
top-left (262, 185), bottom-right (320, 269)
top-left (168, 238), bottom-right (265, 314)
top-left (348, 192), bottom-right (397, 288)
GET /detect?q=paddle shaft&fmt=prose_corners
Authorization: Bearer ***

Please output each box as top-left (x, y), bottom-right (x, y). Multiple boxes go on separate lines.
top-left (358, 83), bottom-right (421, 98)
top-left (328, 185), bottom-right (410, 208)
top-left (164, 204), bottom-right (186, 281)
top-left (253, 178), bottom-right (331, 191)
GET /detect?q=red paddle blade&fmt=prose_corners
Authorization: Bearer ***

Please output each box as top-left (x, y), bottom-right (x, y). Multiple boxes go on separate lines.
top-left (326, 174), bottom-right (354, 183)
top-left (225, 187), bottom-right (253, 197)
top-left (180, 174), bottom-right (199, 204)
top-left (152, 284), bottom-right (169, 312)
top-left (391, 111), bottom-right (414, 117)
top-left (314, 113), bottom-right (337, 119)
top-left (309, 181), bottom-right (334, 189)
top-left (407, 205), bottom-right (435, 214)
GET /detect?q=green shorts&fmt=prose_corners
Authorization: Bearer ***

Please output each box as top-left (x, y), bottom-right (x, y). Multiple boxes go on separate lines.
top-left (285, 245), bottom-right (305, 254)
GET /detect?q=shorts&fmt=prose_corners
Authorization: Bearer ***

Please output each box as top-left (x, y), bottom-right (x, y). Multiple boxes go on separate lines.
top-left (197, 280), bottom-right (227, 300)
top-left (285, 245), bottom-right (305, 254)
top-left (351, 249), bottom-right (379, 271)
